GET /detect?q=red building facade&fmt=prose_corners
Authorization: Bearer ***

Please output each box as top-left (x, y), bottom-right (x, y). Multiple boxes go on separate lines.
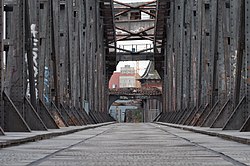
top-left (109, 72), bottom-right (141, 89)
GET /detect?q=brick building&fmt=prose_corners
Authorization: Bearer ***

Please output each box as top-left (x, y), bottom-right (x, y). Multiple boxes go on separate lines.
top-left (109, 65), bottom-right (141, 89)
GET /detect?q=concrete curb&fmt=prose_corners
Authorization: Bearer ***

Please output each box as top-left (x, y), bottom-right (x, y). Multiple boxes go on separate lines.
top-left (156, 122), bottom-right (250, 145)
top-left (0, 122), bottom-right (115, 149)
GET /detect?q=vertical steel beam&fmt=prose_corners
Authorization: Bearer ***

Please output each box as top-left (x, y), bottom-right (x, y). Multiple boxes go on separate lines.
top-left (27, 0), bottom-right (39, 104)
top-left (174, 0), bottom-right (185, 111)
top-left (38, 0), bottom-right (49, 102)
top-left (0, 0), bottom-right (115, 129)
top-left (35, 0), bottom-right (62, 129)
top-left (193, 1), bottom-right (219, 126)
top-left (240, 0), bottom-right (250, 131)
top-left (170, 1), bottom-right (175, 112)
top-left (58, 1), bottom-right (67, 106)
top-left (78, 0), bottom-right (85, 112)
top-left (211, 0), bottom-right (246, 129)
top-left (79, 0), bottom-right (94, 124)
top-left (183, 0), bottom-right (192, 110)
top-left (190, 0), bottom-right (196, 109)
top-left (0, 0), bottom-right (4, 132)
top-left (195, 0), bottom-right (203, 110)
top-left (210, 0), bottom-right (219, 108)
top-left (223, 0), bottom-right (250, 130)
top-left (157, 0), bottom-right (249, 130)
top-left (50, 0), bottom-right (59, 107)
top-left (2, 0), bottom-right (33, 132)
top-left (201, 0), bottom-right (226, 127)
top-left (229, 0), bottom-right (238, 102)
top-left (5, 0), bottom-right (25, 115)
top-left (25, 0), bottom-right (36, 109)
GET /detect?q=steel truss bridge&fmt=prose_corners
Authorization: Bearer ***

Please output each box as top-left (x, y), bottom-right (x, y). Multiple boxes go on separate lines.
top-left (0, 0), bottom-right (249, 136)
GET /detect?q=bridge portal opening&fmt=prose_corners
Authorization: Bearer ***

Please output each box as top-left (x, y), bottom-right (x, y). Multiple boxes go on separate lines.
top-left (108, 61), bottom-right (163, 123)
top-left (108, 0), bottom-right (163, 123)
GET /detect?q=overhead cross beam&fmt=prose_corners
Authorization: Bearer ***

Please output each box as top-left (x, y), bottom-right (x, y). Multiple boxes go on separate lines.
top-left (116, 26), bottom-right (155, 41)
top-left (113, 0), bottom-right (157, 59)
top-left (114, 0), bottom-right (156, 18)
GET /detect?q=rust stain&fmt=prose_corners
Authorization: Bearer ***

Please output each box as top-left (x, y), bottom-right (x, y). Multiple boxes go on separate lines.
top-left (53, 113), bottom-right (66, 127)
top-left (247, 78), bottom-right (250, 84)
top-left (69, 116), bottom-right (80, 126)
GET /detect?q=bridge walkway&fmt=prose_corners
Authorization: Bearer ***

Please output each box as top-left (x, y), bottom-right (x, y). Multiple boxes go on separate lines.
top-left (0, 123), bottom-right (249, 166)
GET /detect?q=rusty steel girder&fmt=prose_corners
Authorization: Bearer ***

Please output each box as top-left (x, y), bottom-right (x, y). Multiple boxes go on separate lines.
top-left (0, 0), bottom-right (115, 133)
top-left (158, 0), bottom-right (250, 132)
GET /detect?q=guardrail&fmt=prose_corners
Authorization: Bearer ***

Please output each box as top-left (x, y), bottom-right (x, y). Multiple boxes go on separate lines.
top-left (117, 44), bottom-right (153, 53)
top-left (109, 87), bottom-right (162, 96)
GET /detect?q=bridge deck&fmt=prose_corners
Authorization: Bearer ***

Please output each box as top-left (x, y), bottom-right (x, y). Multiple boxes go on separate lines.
top-left (0, 123), bottom-right (249, 166)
